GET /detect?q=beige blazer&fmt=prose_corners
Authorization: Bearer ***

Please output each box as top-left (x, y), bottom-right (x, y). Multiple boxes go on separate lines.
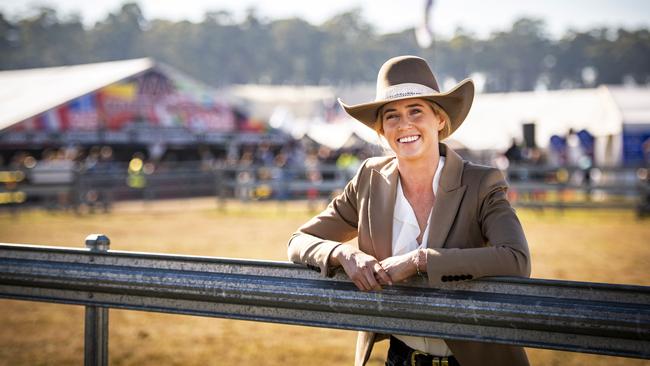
top-left (288, 144), bottom-right (531, 366)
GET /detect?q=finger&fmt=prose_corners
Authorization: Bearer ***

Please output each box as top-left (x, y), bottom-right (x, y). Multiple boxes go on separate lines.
top-left (353, 280), bottom-right (367, 291)
top-left (375, 273), bottom-right (391, 287)
top-left (373, 264), bottom-right (393, 285)
top-left (362, 271), bottom-right (377, 291)
top-left (363, 268), bottom-right (382, 291)
top-left (351, 271), bottom-right (371, 291)
top-left (356, 277), bottom-right (372, 292)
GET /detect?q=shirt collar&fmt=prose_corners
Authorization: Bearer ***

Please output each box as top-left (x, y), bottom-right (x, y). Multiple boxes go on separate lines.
top-left (394, 156), bottom-right (446, 226)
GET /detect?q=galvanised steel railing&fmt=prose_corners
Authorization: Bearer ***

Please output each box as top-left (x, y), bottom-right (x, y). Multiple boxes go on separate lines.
top-left (0, 235), bottom-right (649, 366)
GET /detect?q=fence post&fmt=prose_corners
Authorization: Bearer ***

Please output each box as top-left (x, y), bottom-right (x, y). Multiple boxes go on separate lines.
top-left (215, 167), bottom-right (226, 211)
top-left (84, 234), bottom-right (110, 366)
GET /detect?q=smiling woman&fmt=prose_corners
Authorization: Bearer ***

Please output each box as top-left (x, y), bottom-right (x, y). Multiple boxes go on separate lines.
top-left (287, 55), bottom-right (531, 366)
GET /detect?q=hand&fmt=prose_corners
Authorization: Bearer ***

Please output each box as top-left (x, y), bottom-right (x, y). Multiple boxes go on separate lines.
top-left (330, 244), bottom-right (392, 291)
top-left (379, 250), bottom-right (419, 283)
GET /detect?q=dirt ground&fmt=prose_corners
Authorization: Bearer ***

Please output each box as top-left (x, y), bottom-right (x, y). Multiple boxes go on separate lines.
top-left (0, 198), bottom-right (649, 365)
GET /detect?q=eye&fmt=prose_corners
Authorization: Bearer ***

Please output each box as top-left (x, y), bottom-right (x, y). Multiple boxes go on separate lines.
top-left (410, 108), bottom-right (422, 115)
top-left (384, 114), bottom-right (398, 122)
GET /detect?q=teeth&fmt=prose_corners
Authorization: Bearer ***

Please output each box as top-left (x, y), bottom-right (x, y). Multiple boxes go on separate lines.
top-left (398, 135), bottom-right (419, 143)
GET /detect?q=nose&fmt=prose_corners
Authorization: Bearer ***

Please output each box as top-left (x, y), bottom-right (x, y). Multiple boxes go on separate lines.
top-left (397, 115), bottom-right (414, 129)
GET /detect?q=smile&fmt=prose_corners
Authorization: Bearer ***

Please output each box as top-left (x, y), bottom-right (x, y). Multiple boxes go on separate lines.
top-left (397, 135), bottom-right (420, 143)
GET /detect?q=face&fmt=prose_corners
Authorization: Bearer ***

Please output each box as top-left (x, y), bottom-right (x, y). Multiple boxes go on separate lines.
top-left (380, 98), bottom-right (445, 162)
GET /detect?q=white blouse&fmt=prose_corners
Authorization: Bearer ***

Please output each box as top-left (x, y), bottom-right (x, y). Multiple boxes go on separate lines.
top-left (391, 156), bottom-right (452, 356)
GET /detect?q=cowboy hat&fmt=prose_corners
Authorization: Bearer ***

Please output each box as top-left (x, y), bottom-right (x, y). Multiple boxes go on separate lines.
top-left (338, 55), bottom-right (474, 139)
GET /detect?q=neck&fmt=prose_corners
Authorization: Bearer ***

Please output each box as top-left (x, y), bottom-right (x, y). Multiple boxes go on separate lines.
top-left (397, 152), bottom-right (440, 195)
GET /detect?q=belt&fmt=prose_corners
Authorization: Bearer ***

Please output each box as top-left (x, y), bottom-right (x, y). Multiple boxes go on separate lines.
top-left (388, 336), bottom-right (460, 366)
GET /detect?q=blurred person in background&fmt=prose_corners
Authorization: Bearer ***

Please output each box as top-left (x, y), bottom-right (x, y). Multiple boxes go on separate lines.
top-left (287, 56), bottom-right (531, 366)
top-left (504, 138), bottom-right (523, 165)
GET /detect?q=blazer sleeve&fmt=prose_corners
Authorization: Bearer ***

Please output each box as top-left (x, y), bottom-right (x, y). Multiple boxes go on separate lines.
top-left (425, 168), bottom-right (531, 286)
top-left (287, 161), bottom-right (366, 277)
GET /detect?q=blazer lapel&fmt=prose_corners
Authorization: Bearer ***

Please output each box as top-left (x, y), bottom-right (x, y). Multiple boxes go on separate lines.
top-left (427, 144), bottom-right (467, 249)
top-left (368, 159), bottom-right (398, 261)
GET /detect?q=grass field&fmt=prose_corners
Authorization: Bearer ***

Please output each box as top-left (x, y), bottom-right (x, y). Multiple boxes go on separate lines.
top-left (1, 198), bottom-right (649, 365)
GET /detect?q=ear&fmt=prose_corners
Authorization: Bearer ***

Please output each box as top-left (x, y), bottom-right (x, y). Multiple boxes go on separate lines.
top-left (437, 117), bottom-right (446, 132)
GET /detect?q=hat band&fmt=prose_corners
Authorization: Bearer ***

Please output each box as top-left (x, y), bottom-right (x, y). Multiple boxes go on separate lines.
top-left (376, 83), bottom-right (437, 101)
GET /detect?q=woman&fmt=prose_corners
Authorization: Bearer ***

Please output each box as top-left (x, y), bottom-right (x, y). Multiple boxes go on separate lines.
top-left (287, 55), bottom-right (531, 366)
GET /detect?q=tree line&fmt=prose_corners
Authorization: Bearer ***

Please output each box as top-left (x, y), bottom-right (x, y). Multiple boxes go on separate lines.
top-left (1, 3), bottom-right (649, 92)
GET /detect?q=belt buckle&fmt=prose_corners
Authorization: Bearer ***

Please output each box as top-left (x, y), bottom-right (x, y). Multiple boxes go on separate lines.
top-left (410, 351), bottom-right (441, 366)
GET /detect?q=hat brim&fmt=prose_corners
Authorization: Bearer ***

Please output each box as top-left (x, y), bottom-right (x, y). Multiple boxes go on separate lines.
top-left (338, 78), bottom-right (475, 140)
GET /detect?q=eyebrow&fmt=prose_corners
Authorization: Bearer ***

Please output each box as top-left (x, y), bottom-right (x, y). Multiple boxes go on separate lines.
top-left (406, 103), bottom-right (425, 108)
top-left (382, 103), bottom-right (425, 116)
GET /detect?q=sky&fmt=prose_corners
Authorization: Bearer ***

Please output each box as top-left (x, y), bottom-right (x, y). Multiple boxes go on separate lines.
top-left (1, 0), bottom-right (649, 38)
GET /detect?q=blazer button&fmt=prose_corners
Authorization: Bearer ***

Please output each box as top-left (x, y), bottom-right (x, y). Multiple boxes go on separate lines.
top-left (441, 276), bottom-right (448, 282)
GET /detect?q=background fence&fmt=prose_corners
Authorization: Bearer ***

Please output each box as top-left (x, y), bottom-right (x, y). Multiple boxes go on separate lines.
top-left (1, 162), bottom-right (649, 214)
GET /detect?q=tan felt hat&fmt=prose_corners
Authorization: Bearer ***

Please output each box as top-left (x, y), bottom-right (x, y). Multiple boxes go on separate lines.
top-left (338, 55), bottom-right (474, 139)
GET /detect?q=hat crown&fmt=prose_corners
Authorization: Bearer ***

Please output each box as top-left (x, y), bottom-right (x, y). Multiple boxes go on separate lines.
top-left (376, 56), bottom-right (440, 97)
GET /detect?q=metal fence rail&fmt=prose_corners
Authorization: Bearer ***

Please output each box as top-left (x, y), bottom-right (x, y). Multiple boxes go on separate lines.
top-left (1, 239), bottom-right (649, 364)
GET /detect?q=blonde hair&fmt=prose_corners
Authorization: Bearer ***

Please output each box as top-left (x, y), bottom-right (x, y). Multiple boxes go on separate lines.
top-left (374, 99), bottom-right (451, 139)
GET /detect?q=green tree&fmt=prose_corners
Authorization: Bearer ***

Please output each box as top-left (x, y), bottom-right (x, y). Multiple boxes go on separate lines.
top-left (479, 18), bottom-right (551, 92)
top-left (320, 9), bottom-right (380, 84)
top-left (1, 7), bottom-right (649, 91)
top-left (0, 8), bottom-right (87, 69)
top-left (603, 29), bottom-right (650, 84)
top-left (268, 18), bottom-right (324, 84)
top-left (433, 29), bottom-right (479, 85)
top-left (89, 3), bottom-right (146, 61)
top-left (0, 12), bottom-right (19, 68)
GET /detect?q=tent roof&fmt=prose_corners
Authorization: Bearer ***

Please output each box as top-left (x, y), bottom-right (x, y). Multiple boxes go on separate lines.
top-left (0, 58), bottom-right (154, 131)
